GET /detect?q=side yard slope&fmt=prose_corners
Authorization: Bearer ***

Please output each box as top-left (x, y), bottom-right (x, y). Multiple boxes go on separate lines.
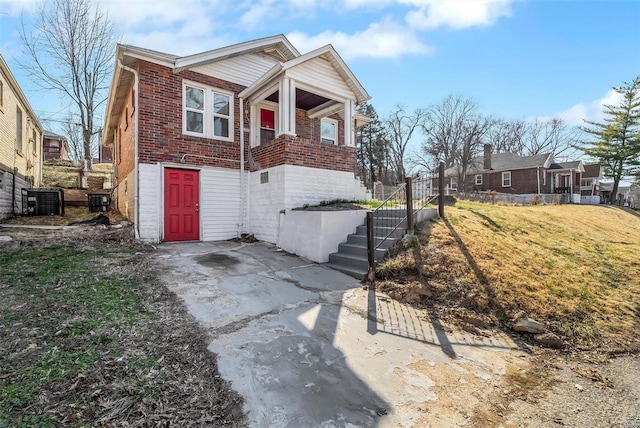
top-left (377, 201), bottom-right (640, 352)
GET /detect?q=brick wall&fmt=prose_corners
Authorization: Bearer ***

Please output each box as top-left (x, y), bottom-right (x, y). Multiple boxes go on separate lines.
top-left (251, 134), bottom-right (356, 173)
top-left (136, 61), bottom-right (246, 169)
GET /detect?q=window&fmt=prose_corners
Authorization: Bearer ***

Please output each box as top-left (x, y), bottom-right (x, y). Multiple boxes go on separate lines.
top-left (32, 130), bottom-right (37, 155)
top-left (450, 177), bottom-right (458, 190)
top-left (321, 118), bottom-right (337, 144)
top-left (502, 171), bottom-right (511, 187)
top-left (0, 79), bottom-right (3, 108)
top-left (16, 107), bottom-right (23, 152)
top-left (475, 174), bottom-right (482, 185)
top-left (183, 81), bottom-right (233, 141)
top-left (260, 108), bottom-right (275, 145)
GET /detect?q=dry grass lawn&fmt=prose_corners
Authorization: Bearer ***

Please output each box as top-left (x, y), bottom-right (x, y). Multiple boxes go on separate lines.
top-left (377, 201), bottom-right (640, 352)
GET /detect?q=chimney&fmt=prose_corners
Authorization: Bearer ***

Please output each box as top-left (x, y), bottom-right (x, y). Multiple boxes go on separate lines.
top-left (483, 144), bottom-right (492, 170)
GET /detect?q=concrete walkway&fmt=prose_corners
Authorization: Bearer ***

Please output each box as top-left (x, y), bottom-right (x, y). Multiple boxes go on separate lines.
top-left (153, 241), bottom-right (527, 427)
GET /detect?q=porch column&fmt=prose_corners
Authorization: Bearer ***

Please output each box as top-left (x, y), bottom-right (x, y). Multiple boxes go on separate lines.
top-left (344, 99), bottom-right (354, 147)
top-left (278, 77), bottom-right (296, 136)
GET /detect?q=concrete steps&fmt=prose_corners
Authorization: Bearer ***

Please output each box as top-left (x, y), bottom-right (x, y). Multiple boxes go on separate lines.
top-left (325, 211), bottom-right (406, 280)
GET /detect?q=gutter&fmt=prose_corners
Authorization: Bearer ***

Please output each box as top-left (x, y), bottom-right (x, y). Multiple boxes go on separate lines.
top-left (118, 60), bottom-right (140, 239)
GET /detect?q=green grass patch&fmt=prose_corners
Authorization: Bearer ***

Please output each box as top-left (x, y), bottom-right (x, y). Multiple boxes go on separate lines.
top-left (0, 246), bottom-right (149, 425)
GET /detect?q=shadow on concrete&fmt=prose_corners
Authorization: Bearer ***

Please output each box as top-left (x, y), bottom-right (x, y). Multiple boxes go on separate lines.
top-left (162, 242), bottom-right (391, 427)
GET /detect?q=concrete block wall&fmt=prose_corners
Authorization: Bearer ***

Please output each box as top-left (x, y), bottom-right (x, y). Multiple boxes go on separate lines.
top-left (249, 164), bottom-right (368, 244)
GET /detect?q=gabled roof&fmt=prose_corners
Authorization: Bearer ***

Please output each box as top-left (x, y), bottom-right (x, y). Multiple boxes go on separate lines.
top-left (174, 35), bottom-right (299, 72)
top-left (583, 163), bottom-right (603, 179)
top-left (102, 35), bottom-right (370, 140)
top-left (43, 130), bottom-right (67, 140)
top-left (239, 44), bottom-right (370, 104)
top-left (549, 160), bottom-right (585, 173)
top-left (444, 152), bottom-right (554, 177)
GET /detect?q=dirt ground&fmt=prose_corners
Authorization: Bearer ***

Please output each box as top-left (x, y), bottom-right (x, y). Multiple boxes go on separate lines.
top-left (0, 224), bottom-right (245, 426)
top-left (1, 222), bottom-right (638, 427)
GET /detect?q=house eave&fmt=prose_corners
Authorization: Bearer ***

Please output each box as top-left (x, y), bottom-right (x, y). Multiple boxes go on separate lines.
top-left (174, 35), bottom-right (300, 73)
top-left (0, 53), bottom-right (43, 132)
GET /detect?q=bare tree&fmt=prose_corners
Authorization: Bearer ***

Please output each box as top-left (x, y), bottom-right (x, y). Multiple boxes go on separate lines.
top-left (19, 0), bottom-right (114, 168)
top-left (526, 118), bottom-right (580, 158)
top-left (485, 118), bottom-right (528, 155)
top-left (385, 105), bottom-right (427, 183)
top-left (420, 95), bottom-right (490, 189)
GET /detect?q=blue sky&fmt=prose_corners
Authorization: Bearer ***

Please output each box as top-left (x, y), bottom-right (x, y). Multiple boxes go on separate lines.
top-left (1, 0), bottom-right (639, 134)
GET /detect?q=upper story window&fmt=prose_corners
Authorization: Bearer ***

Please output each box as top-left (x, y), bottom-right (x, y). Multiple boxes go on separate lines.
top-left (475, 174), bottom-right (482, 185)
top-left (502, 171), bottom-right (511, 187)
top-left (183, 81), bottom-right (234, 142)
top-left (16, 107), bottom-right (23, 152)
top-left (0, 80), bottom-right (4, 108)
top-left (321, 118), bottom-right (337, 144)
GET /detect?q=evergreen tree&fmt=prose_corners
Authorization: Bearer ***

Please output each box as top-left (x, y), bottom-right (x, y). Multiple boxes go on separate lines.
top-left (356, 103), bottom-right (391, 190)
top-left (579, 77), bottom-right (640, 201)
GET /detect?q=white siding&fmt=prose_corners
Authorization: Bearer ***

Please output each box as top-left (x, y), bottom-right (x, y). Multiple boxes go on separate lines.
top-left (192, 54), bottom-right (278, 87)
top-left (286, 58), bottom-right (354, 100)
top-left (200, 167), bottom-right (242, 241)
top-left (139, 163), bottom-right (161, 243)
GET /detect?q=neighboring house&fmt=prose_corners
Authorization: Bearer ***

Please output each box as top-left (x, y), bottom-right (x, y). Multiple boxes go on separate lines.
top-left (43, 130), bottom-right (70, 160)
top-left (102, 35), bottom-right (370, 243)
top-left (579, 163), bottom-right (604, 204)
top-left (0, 54), bottom-right (44, 220)
top-left (600, 181), bottom-right (631, 206)
top-left (436, 144), bottom-right (585, 203)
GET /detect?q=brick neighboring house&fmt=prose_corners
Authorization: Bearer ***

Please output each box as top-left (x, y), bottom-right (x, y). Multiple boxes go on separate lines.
top-left (437, 144), bottom-right (585, 203)
top-left (43, 130), bottom-right (70, 160)
top-left (102, 35), bottom-right (370, 243)
top-left (0, 53), bottom-right (44, 220)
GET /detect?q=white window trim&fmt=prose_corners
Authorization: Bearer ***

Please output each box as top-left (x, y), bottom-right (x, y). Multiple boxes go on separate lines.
top-left (182, 80), bottom-right (234, 142)
top-left (253, 102), bottom-right (278, 147)
top-left (321, 117), bottom-right (338, 145)
top-left (475, 174), bottom-right (482, 185)
top-left (450, 177), bottom-right (458, 190)
top-left (502, 171), bottom-right (511, 187)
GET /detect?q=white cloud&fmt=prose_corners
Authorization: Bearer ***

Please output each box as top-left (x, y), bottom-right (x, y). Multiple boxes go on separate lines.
top-left (239, 0), bottom-right (277, 28)
top-left (287, 19), bottom-right (434, 59)
top-left (0, 0), bottom-right (39, 16)
top-left (403, 0), bottom-right (513, 30)
top-left (554, 90), bottom-right (623, 126)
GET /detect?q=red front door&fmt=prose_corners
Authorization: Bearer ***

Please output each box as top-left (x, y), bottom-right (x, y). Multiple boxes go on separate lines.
top-left (164, 168), bottom-right (199, 242)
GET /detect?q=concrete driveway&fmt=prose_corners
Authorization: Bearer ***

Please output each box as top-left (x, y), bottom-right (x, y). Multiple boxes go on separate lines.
top-left (153, 241), bottom-right (527, 427)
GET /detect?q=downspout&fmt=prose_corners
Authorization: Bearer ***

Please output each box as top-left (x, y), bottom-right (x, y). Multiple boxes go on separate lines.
top-left (536, 166), bottom-right (540, 194)
top-left (239, 97), bottom-right (245, 236)
top-left (118, 60), bottom-right (140, 239)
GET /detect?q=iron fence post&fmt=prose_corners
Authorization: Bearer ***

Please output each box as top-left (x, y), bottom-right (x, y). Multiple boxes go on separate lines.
top-left (366, 211), bottom-right (375, 282)
top-left (405, 176), bottom-right (414, 235)
top-left (439, 161), bottom-right (445, 219)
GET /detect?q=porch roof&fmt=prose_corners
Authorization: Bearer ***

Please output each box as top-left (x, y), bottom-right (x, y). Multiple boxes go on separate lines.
top-left (238, 44), bottom-right (370, 105)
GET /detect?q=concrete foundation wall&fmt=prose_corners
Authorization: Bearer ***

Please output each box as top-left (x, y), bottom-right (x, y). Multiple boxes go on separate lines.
top-left (249, 164), bottom-right (369, 244)
top-left (277, 210), bottom-right (366, 262)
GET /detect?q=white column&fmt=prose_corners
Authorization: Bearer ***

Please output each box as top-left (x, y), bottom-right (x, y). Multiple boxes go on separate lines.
top-left (344, 99), bottom-right (354, 146)
top-left (278, 77), bottom-right (297, 136)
